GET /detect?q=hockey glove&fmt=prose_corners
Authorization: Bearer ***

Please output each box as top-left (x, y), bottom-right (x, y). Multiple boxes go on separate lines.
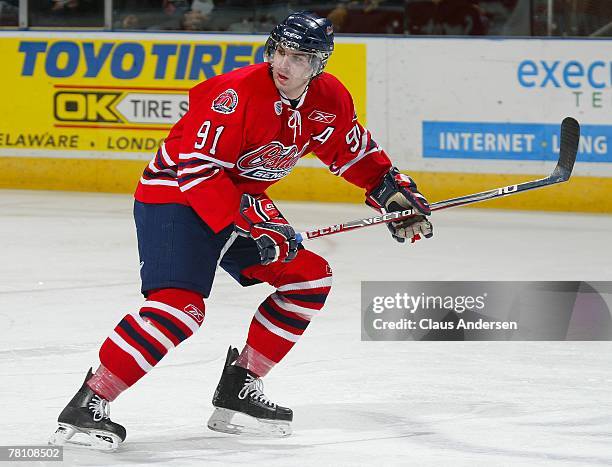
top-left (235, 193), bottom-right (298, 265)
top-left (366, 167), bottom-right (433, 244)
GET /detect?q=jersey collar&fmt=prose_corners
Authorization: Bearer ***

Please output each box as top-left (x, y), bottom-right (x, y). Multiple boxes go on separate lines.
top-left (279, 87), bottom-right (308, 109)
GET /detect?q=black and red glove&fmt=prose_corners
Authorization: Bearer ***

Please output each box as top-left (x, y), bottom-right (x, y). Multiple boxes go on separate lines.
top-left (235, 193), bottom-right (298, 265)
top-left (366, 167), bottom-right (433, 244)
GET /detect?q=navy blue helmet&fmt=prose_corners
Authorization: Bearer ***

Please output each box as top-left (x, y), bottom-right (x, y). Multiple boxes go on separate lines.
top-left (265, 11), bottom-right (335, 77)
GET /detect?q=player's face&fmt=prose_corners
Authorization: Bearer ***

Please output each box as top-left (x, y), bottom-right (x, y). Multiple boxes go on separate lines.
top-left (271, 46), bottom-right (314, 99)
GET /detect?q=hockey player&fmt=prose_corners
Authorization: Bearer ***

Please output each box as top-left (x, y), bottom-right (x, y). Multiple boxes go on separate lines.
top-left (49, 11), bottom-right (433, 450)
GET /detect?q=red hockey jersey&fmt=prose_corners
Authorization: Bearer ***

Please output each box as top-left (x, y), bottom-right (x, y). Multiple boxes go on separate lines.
top-left (135, 62), bottom-right (392, 233)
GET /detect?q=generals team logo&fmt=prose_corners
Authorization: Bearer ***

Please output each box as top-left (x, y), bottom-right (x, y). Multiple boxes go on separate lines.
top-left (308, 110), bottom-right (336, 124)
top-left (212, 89), bottom-right (238, 114)
top-left (237, 141), bottom-right (308, 181)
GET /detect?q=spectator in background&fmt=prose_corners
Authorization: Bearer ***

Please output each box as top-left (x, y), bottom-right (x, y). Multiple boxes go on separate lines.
top-left (327, 3), bottom-right (349, 31)
top-left (325, 0), bottom-right (404, 34)
top-left (150, 0), bottom-right (190, 29)
top-left (554, 0), bottom-right (612, 36)
top-left (254, 14), bottom-right (277, 32)
top-left (499, 0), bottom-right (529, 35)
top-left (405, 0), bottom-right (488, 35)
top-left (226, 13), bottom-right (277, 33)
top-left (121, 13), bottom-right (141, 29)
top-left (51, 0), bottom-right (79, 12)
top-left (181, 8), bottom-right (210, 30)
top-left (29, 0), bottom-right (103, 27)
top-left (114, 0), bottom-right (189, 30)
top-left (191, 0), bottom-right (213, 16)
top-left (0, 0), bottom-right (19, 26)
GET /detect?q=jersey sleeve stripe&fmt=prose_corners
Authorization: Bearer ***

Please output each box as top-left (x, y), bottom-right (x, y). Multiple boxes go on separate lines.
top-left (139, 177), bottom-right (179, 187)
top-left (143, 169), bottom-right (176, 181)
top-left (179, 171), bottom-right (220, 192)
top-left (148, 159), bottom-right (177, 177)
top-left (178, 152), bottom-right (235, 168)
top-left (178, 169), bottom-right (219, 184)
top-left (160, 142), bottom-right (175, 167)
top-left (337, 130), bottom-right (371, 176)
top-left (177, 163), bottom-right (215, 175)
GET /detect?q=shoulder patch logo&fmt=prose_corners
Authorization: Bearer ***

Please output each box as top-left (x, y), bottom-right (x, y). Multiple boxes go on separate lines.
top-left (308, 110), bottom-right (336, 124)
top-left (274, 101), bottom-right (282, 116)
top-left (212, 89), bottom-right (238, 114)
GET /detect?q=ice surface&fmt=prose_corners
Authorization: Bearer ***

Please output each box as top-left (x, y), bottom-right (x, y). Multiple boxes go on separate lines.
top-left (1, 190), bottom-right (612, 466)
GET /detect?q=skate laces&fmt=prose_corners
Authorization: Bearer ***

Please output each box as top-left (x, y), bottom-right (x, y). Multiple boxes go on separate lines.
top-left (238, 375), bottom-right (276, 408)
top-left (88, 395), bottom-right (110, 422)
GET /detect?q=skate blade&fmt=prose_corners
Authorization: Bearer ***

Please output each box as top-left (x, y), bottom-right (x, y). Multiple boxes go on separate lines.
top-left (207, 408), bottom-right (292, 438)
top-left (49, 423), bottom-right (122, 452)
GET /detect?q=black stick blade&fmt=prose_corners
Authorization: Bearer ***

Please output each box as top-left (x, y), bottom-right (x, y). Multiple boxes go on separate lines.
top-left (555, 117), bottom-right (580, 180)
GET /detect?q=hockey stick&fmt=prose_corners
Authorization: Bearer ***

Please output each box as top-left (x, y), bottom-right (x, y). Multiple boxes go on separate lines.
top-left (295, 117), bottom-right (580, 243)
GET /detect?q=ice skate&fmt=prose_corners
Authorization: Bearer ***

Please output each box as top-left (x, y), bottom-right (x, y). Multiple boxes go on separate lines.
top-left (207, 347), bottom-right (293, 437)
top-left (49, 369), bottom-right (126, 452)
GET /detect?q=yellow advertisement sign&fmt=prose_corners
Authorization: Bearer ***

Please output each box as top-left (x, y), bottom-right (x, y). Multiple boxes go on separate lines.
top-left (0, 33), bottom-right (366, 158)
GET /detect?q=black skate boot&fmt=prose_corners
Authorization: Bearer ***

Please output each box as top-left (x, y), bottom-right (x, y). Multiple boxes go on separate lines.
top-left (207, 346), bottom-right (293, 437)
top-left (49, 369), bottom-right (126, 451)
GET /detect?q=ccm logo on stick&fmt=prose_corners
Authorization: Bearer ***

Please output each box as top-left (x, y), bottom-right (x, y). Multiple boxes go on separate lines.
top-left (498, 185), bottom-right (518, 195)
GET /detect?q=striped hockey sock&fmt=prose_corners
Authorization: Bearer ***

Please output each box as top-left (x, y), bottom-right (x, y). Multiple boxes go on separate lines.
top-left (238, 252), bottom-right (333, 376)
top-left (92, 288), bottom-right (205, 398)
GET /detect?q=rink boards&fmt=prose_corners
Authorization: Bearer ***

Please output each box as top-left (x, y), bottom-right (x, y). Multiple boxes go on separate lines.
top-left (0, 31), bottom-right (611, 212)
